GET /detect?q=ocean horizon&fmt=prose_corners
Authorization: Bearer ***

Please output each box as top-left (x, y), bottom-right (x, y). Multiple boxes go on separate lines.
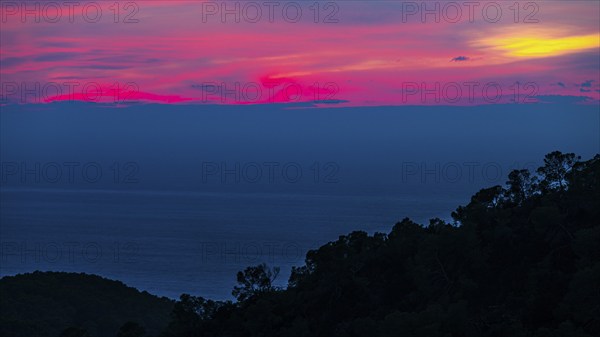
top-left (1, 185), bottom-right (471, 300)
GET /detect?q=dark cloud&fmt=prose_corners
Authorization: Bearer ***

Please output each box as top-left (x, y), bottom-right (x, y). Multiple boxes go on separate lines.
top-left (556, 82), bottom-right (565, 88)
top-left (85, 65), bottom-right (131, 70)
top-left (313, 99), bottom-right (349, 104)
top-left (51, 76), bottom-right (86, 80)
top-left (450, 56), bottom-right (470, 62)
top-left (576, 80), bottom-right (597, 93)
top-left (89, 56), bottom-right (161, 64)
top-left (34, 52), bottom-right (79, 62)
top-left (536, 95), bottom-right (593, 104)
top-left (191, 84), bottom-right (218, 91)
top-left (39, 41), bottom-right (78, 48)
top-left (1, 57), bottom-right (27, 68)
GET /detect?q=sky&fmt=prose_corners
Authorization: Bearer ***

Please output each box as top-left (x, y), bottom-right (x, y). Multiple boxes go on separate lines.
top-left (1, 0), bottom-right (599, 106)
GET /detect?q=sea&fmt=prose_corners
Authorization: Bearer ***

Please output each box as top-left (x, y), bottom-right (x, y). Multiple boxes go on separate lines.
top-left (0, 186), bottom-right (470, 300)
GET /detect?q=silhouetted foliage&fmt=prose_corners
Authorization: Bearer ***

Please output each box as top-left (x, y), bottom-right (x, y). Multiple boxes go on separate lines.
top-left (232, 263), bottom-right (280, 302)
top-left (0, 272), bottom-right (174, 337)
top-left (158, 151), bottom-right (599, 337)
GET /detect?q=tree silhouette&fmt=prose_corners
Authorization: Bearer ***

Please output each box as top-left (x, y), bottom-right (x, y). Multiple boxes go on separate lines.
top-left (232, 263), bottom-right (280, 302)
top-left (505, 169), bottom-right (537, 205)
top-left (537, 151), bottom-right (580, 191)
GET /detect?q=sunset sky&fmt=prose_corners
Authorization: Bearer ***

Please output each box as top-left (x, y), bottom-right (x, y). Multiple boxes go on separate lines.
top-left (1, 0), bottom-right (599, 105)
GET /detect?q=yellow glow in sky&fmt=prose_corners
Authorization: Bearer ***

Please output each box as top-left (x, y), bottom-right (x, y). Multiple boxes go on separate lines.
top-left (477, 33), bottom-right (599, 58)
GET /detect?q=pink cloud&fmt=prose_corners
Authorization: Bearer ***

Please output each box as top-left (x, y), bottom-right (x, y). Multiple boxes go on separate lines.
top-left (1, 1), bottom-right (598, 106)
